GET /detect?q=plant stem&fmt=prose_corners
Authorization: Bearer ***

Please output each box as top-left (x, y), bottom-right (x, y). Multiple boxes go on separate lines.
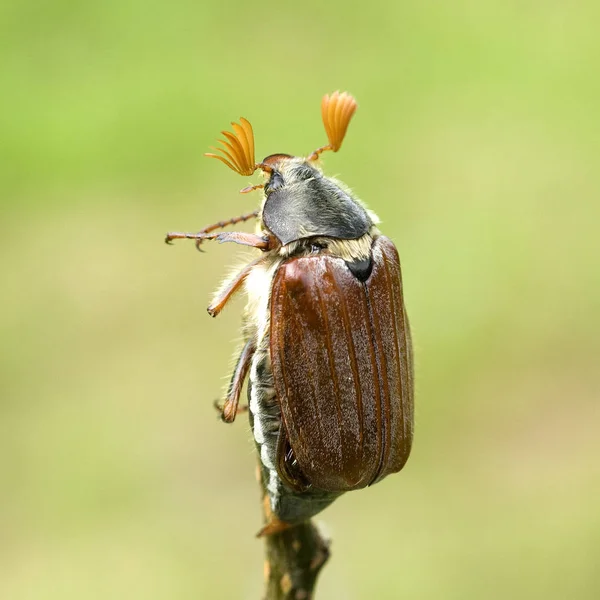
top-left (259, 470), bottom-right (330, 600)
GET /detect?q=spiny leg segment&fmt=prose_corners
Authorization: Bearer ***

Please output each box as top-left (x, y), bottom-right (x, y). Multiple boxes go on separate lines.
top-left (207, 255), bottom-right (265, 318)
top-left (215, 338), bottom-right (256, 423)
top-left (165, 210), bottom-right (259, 251)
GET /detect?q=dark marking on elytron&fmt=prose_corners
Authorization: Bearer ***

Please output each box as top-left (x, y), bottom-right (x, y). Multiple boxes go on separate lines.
top-left (345, 255), bottom-right (373, 282)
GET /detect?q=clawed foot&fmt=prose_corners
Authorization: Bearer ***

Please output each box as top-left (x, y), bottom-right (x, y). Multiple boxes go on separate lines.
top-left (213, 398), bottom-right (248, 422)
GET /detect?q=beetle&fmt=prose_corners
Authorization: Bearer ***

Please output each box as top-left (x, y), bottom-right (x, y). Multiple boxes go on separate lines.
top-left (166, 92), bottom-right (414, 535)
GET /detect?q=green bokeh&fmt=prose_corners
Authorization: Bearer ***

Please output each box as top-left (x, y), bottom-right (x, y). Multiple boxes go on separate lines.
top-left (1, 2), bottom-right (599, 598)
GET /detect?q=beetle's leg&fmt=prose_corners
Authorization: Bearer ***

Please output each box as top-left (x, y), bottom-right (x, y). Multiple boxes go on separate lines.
top-left (208, 255), bottom-right (264, 317)
top-left (215, 339), bottom-right (256, 423)
top-left (256, 518), bottom-right (294, 538)
top-left (165, 230), bottom-right (271, 252)
top-left (165, 210), bottom-right (259, 250)
top-left (256, 486), bottom-right (295, 537)
top-left (208, 231), bottom-right (271, 250)
top-left (213, 399), bottom-right (248, 415)
top-left (239, 184), bottom-right (264, 194)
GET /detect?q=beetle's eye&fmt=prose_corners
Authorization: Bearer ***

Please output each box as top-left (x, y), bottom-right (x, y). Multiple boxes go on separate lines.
top-left (264, 171), bottom-right (284, 194)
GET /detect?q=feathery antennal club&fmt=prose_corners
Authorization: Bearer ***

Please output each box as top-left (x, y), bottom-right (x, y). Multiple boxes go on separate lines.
top-left (308, 91), bottom-right (358, 160)
top-left (205, 117), bottom-right (257, 176)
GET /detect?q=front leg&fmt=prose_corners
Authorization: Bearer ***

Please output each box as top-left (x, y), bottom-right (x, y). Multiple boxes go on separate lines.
top-left (216, 338), bottom-right (256, 423)
top-left (164, 210), bottom-right (259, 250)
top-left (207, 231), bottom-right (272, 250)
top-left (165, 229), bottom-right (273, 252)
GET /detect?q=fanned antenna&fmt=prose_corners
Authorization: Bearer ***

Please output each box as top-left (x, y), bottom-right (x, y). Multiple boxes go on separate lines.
top-left (205, 117), bottom-right (257, 176)
top-left (309, 91), bottom-right (358, 160)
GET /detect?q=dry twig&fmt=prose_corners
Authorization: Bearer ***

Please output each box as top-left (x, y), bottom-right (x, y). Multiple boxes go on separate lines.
top-left (258, 469), bottom-right (330, 600)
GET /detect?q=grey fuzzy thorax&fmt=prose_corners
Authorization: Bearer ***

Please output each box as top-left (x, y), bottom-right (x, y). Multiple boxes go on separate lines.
top-left (262, 176), bottom-right (372, 246)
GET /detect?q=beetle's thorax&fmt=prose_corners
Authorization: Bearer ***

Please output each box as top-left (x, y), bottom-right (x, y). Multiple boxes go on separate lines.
top-left (277, 232), bottom-right (375, 262)
top-left (259, 157), bottom-right (373, 246)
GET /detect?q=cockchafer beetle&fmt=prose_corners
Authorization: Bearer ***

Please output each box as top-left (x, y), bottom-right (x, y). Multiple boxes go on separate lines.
top-left (166, 92), bottom-right (414, 535)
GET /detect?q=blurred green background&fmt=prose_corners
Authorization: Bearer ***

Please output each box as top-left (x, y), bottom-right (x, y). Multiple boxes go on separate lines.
top-left (1, 1), bottom-right (599, 598)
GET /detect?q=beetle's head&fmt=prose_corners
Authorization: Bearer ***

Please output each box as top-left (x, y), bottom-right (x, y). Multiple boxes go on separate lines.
top-left (205, 92), bottom-right (372, 246)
